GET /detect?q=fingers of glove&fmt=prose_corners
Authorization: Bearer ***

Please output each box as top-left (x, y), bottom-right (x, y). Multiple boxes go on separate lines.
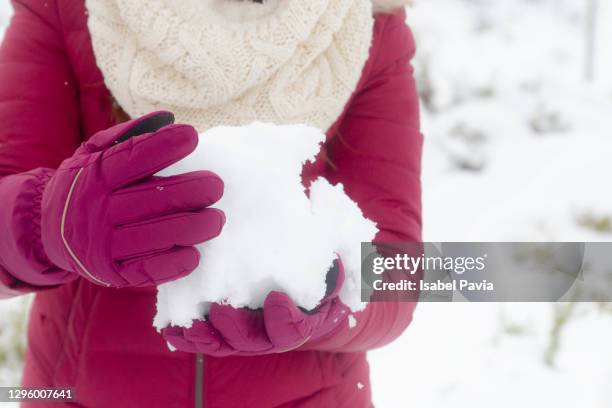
top-left (101, 124), bottom-right (198, 189)
top-left (208, 304), bottom-right (274, 353)
top-left (163, 327), bottom-right (199, 354)
top-left (311, 298), bottom-right (350, 340)
top-left (117, 246), bottom-right (200, 287)
top-left (263, 291), bottom-right (321, 351)
top-left (110, 171), bottom-right (224, 226)
top-left (77, 111), bottom-right (175, 154)
top-left (164, 320), bottom-right (237, 357)
top-left (111, 208), bottom-right (225, 260)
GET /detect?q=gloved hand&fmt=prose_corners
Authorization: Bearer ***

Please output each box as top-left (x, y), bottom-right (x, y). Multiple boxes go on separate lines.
top-left (163, 258), bottom-right (350, 356)
top-left (39, 111), bottom-right (225, 288)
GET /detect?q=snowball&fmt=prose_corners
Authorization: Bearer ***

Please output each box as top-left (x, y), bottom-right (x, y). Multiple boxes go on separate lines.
top-left (348, 314), bottom-right (357, 329)
top-left (357, 382), bottom-right (365, 390)
top-left (154, 123), bottom-right (377, 329)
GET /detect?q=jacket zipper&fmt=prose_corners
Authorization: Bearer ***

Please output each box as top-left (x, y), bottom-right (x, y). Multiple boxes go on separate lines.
top-left (195, 353), bottom-right (204, 408)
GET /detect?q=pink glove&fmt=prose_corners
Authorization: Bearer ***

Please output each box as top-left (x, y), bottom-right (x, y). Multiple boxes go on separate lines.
top-left (35, 111), bottom-right (225, 288)
top-left (163, 259), bottom-right (350, 356)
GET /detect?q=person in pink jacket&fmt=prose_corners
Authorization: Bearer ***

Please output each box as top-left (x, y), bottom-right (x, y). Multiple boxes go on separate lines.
top-left (0, 0), bottom-right (422, 407)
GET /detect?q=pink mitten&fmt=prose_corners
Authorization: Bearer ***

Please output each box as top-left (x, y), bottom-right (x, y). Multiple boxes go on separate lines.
top-left (163, 259), bottom-right (350, 356)
top-left (37, 111), bottom-right (225, 288)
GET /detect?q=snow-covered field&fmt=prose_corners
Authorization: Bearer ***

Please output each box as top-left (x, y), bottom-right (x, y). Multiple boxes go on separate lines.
top-left (1, 0), bottom-right (612, 407)
top-left (0, 297), bottom-right (29, 388)
top-left (370, 0), bottom-right (612, 407)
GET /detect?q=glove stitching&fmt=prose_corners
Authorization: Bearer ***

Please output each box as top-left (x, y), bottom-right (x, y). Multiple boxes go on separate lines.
top-left (60, 168), bottom-right (111, 287)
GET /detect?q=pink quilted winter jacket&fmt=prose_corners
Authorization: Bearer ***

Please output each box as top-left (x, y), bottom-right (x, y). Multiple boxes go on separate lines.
top-left (0, 1), bottom-right (422, 407)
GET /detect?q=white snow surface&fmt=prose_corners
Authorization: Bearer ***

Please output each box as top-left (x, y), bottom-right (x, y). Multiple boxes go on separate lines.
top-left (154, 123), bottom-right (377, 329)
top-left (2, 1), bottom-right (612, 407)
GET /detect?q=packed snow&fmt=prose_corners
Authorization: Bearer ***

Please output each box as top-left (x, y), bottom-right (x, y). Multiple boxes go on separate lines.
top-left (154, 123), bottom-right (377, 329)
top-left (1, 1), bottom-right (612, 407)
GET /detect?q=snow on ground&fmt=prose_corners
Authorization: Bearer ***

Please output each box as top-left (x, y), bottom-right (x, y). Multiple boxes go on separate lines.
top-left (370, 0), bottom-right (612, 407)
top-left (414, 0), bottom-right (612, 242)
top-left (370, 303), bottom-right (612, 407)
top-left (1, 0), bottom-right (612, 407)
top-left (0, 297), bottom-right (30, 389)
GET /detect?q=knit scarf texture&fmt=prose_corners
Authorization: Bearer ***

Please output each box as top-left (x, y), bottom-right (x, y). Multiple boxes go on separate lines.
top-left (85, 0), bottom-right (375, 132)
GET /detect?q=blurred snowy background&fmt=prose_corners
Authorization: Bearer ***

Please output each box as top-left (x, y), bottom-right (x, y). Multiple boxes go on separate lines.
top-left (1, 0), bottom-right (612, 406)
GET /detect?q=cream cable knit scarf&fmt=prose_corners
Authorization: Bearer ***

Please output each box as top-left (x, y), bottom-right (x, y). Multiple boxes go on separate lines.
top-left (85, 0), bottom-right (376, 132)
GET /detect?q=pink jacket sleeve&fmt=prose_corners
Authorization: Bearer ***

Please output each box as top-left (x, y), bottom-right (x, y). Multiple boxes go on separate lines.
top-left (0, 0), bottom-right (81, 298)
top-left (302, 12), bottom-right (422, 352)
